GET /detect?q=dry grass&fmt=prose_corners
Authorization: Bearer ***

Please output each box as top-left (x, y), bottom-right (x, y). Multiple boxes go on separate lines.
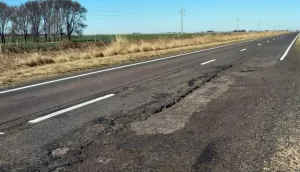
top-left (0, 32), bottom-right (287, 87)
top-left (23, 53), bottom-right (55, 67)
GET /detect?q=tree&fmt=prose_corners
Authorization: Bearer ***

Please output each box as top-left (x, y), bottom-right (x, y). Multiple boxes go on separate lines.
top-left (61, 0), bottom-right (87, 40)
top-left (2, 0), bottom-right (88, 43)
top-left (0, 2), bottom-right (12, 44)
top-left (9, 6), bottom-right (18, 43)
top-left (51, 0), bottom-right (64, 42)
top-left (40, 0), bottom-right (53, 42)
top-left (13, 4), bottom-right (30, 43)
top-left (25, 1), bottom-right (42, 41)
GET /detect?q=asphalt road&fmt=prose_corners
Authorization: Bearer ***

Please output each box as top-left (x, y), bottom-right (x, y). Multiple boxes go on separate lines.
top-left (0, 32), bottom-right (299, 171)
top-left (0, 34), bottom-right (296, 127)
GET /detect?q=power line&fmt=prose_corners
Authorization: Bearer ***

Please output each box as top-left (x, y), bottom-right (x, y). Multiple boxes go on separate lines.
top-left (185, 15), bottom-right (201, 22)
top-left (87, 13), bottom-right (176, 18)
top-left (88, 9), bottom-right (176, 14)
top-left (87, 17), bottom-right (174, 21)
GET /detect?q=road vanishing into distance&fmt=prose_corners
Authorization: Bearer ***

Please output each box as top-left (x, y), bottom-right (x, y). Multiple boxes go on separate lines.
top-left (1, 32), bottom-right (300, 171)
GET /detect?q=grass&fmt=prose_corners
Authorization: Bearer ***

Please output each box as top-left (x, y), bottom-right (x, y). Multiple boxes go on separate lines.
top-left (1, 32), bottom-right (267, 51)
top-left (6, 33), bottom-right (215, 43)
top-left (0, 31), bottom-right (288, 87)
top-left (1, 33), bottom-right (213, 51)
top-left (74, 33), bottom-right (220, 42)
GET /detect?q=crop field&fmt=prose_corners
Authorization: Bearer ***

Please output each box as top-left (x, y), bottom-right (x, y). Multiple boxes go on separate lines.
top-left (74, 32), bottom-right (225, 42)
top-left (1, 32), bottom-right (230, 51)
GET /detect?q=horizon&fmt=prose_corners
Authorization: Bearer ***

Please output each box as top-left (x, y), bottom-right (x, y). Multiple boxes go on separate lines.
top-left (3, 0), bottom-right (300, 35)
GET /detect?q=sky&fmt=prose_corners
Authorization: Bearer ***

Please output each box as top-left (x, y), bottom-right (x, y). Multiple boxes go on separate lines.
top-left (4, 0), bottom-right (300, 34)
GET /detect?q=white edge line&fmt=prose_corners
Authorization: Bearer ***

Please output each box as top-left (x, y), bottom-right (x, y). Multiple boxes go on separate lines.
top-left (279, 33), bottom-right (300, 61)
top-left (240, 48), bottom-right (247, 52)
top-left (28, 94), bottom-right (115, 124)
top-left (0, 36), bottom-right (284, 95)
top-left (0, 132), bottom-right (4, 135)
top-left (201, 59), bottom-right (216, 65)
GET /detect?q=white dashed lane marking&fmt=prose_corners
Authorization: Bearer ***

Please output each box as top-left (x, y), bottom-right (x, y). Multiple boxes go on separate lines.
top-left (28, 94), bottom-right (115, 124)
top-left (201, 59), bottom-right (216, 65)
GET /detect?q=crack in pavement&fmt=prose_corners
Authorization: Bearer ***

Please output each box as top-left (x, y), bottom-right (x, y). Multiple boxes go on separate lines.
top-left (113, 65), bottom-right (233, 126)
top-left (130, 71), bottom-right (234, 135)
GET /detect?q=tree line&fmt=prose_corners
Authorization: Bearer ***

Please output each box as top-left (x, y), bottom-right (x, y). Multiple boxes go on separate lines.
top-left (0, 0), bottom-right (87, 44)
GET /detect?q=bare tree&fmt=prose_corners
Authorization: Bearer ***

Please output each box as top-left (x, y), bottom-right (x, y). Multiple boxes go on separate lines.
top-left (13, 4), bottom-right (30, 43)
top-left (61, 0), bottom-right (87, 41)
top-left (40, 0), bottom-right (53, 42)
top-left (9, 6), bottom-right (18, 43)
top-left (25, 1), bottom-right (42, 42)
top-left (50, 0), bottom-right (64, 42)
top-left (0, 2), bottom-right (12, 44)
top-left (5, 0), bottom-right (88, 43)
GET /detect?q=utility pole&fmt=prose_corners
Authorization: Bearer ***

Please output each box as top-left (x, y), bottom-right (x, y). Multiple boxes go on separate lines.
top-left (258, 22), bottom-right (260, 31)
top-left (237, 17), bottom-right (240, 31)
top-left (179, 7), bottom-right (185, 34)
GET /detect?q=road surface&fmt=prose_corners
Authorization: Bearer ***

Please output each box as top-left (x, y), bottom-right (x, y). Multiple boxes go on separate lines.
top-left (0, 32), bottom-right (299, 171)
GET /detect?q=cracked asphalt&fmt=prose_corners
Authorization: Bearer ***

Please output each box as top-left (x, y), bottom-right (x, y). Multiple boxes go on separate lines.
top-left (0, 33), bottom-right (300, 172)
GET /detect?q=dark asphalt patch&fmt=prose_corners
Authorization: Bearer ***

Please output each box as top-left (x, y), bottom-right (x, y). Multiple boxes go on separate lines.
top-left (192, 142), bottom-right (218, 172)
top-left (94, 117), bottom-right (115, 126)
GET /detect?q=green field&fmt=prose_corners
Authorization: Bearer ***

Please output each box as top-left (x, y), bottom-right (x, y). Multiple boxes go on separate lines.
top-left (1, 32), bottom-right (230, 52)
top-left (74, 32), bottom-right (224, 42)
